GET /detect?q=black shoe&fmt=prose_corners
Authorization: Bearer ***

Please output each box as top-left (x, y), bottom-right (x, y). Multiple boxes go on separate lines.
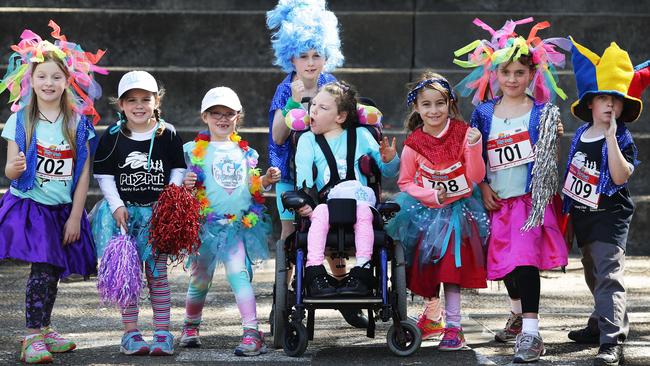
top-left (594, 344), bottom-right (623, 366)
top-left (340, 308), bottom-right (369, 329)
top-left (568, 325), bottom-right (600, 344)
top-left (305, 265), bottom-right (338, 298)
top-left (337, 267), bottom-right (374, 296)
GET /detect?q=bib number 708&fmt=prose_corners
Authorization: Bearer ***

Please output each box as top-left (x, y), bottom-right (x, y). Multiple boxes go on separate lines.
top-left (429, 179), bottom-right (459, 193)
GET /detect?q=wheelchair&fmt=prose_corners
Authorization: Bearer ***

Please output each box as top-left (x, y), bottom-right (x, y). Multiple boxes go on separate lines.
top-left (270, 97), bottom-right (422, 357)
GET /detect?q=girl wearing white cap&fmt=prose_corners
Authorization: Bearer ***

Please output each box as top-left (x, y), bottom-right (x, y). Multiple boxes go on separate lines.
top-left (92, 70), bottom-right (185, 356)
top-left (180, 87), bottom-right (280, 356)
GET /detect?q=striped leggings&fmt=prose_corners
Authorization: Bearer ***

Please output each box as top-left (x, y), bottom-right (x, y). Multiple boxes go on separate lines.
top-left (120, 255), bottom-right (170, 330)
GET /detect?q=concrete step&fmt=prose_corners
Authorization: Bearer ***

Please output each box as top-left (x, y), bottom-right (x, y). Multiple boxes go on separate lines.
top-left (0, 69), bottom-right (648, 135)
top-left (1, 127), bottom-right (650, 196)
top-left (7, 0), bottom-right (650, 13)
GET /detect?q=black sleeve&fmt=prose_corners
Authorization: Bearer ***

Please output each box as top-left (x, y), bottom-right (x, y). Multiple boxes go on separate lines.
top-left (93, 127), bottom-right (118, 175)
top-left (168, 129), bottom-right (186, 170)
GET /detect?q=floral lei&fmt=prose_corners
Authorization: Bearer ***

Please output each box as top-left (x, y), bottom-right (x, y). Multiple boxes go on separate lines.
top-left (188, 131), bottom-right (266, 228)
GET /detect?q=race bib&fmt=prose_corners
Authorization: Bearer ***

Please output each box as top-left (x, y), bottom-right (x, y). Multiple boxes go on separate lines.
top-left (417, 162), bottom-right (470, 197)
top-left (487, 128), bottom-right (535, 171)
top-left (562, 162), bottom-right (600, 209)
top-left (36, 141), bottom-right (73, 181)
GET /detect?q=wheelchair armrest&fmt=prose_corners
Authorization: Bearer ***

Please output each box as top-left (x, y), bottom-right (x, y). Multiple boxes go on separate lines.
top-left (376, 201), bottom-right (400, 217)
top-left (281, 190), bottom-right (316, 210)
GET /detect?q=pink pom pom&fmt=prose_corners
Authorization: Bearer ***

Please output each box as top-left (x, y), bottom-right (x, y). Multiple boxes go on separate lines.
top-left (97, 234), bottom-right (143, 308)
top-left (285, 108), bottom-right (310, 131)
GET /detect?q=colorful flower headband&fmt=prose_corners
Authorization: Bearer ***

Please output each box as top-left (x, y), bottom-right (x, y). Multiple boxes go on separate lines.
top-left (406, 78), bottom-right (457, 106)
top-left (0, 20), bottom-right (108, 124)
top-left (453, 17), bottom-right (570, 105)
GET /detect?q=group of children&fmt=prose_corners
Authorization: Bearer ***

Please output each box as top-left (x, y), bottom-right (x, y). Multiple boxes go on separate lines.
top-left (0, 1), bottom-right (648, 366)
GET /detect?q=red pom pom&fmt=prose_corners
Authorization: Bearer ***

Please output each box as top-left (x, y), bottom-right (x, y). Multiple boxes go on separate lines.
top-left (149, 185), bottom-right (202, 264)
top-left (239, 140), bottom-right (249, 150)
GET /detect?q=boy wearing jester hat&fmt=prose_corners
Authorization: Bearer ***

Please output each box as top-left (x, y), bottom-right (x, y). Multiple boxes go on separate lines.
top-left (563, 39), bottom-right (649, 366)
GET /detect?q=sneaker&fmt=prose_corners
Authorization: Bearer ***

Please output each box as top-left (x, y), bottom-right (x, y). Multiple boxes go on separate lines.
top-left (594, 343), bottom-right (623, 366)
top-left (41, 327), bottom-right (76, 353)
top-left (150, 330), bottom-right (174, 356)
top-left (495, 312), bottom-right (523, 342)
top-left (340, 308), bottom-right (369, 329)
top-left (20, 334), bottom-right (53, 364)
top-left (337, 267), bottom-right (374, 296)
top-left (568, 325), bottom-right (600, 344)
top-left (234, 328), bottom-right (268, 357)
top-left (513, 332), bottom-right (546, 363)
top-left (416, 315), bottom-right (445, 340)
top-left (179, 327), bottom-right (201, 348)
top-left (438, 326), bottom-right (466, 351)
top-left (120, 330), bottom-right (150, 355)
top-left (305, 265), bottom-right (338, 298)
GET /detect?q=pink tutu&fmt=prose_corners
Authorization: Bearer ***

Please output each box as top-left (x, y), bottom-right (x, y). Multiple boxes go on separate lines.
top-left (487, 193), bottom-right (568, 280)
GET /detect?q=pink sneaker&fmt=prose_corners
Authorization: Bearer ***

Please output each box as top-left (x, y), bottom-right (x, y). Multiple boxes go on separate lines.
top-left (234, 329), bottom-right (268, 357)
top-left (21, 334), bottom-right (53, 364)
top-left (438, 326), bottom-right (466, 351)
top-left (416, 315), bottom-right (445, 340)
top-left (41, 327), bottom-right (76, 353)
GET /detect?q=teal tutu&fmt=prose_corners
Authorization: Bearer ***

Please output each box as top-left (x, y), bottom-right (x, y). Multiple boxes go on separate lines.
top-left (89, 199), bottom-right (154, 264)
top-left (188, 213), bottom-right (271, 270)
top-left (386, 189), bottom-right (490, 266)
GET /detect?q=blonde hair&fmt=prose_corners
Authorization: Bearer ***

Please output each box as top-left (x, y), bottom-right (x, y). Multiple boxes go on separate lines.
top-left (404, 71), bottom-right (463, 132)
top-left (25, 52), bottom-right (77, 156)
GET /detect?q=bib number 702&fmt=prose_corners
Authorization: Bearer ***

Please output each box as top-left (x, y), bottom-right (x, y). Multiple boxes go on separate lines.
top-left (36, 155), bottom-right (65, 175)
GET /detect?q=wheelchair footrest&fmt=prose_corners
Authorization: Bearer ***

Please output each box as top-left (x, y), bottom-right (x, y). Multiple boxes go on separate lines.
top-left (303, 297), bottom-right (382, 304)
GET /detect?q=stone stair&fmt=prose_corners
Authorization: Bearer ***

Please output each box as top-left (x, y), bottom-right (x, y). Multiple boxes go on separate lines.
top-left (0, 1), bottom-right (649, 253)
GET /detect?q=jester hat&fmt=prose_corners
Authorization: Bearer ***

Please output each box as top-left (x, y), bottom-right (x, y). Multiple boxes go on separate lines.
top-left (266, 0), bottom-right (344, 73)
top-left (0, 20), bottom-right (107, 124)
top-left (453, 17), bottom-right (570, 105)
top-left (570, 37), bottom-right (650, 123)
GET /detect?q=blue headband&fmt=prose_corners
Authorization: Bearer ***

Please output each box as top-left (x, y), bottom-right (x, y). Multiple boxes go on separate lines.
top-left (406, 78), bottom-right (456, 106)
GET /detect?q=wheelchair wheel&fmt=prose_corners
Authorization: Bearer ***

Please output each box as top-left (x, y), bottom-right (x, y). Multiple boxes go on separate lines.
top-left (391, 244), bottom-right (408, 320)
top-left (283, 321), bottom-right (308, 357)
top-left (272, 239), bottom-right (288, 349)
top-left (386, 319), bottom-right (422, 357)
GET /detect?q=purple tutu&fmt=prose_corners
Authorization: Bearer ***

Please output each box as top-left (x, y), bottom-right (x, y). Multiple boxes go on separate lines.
top-left (0, 192), bottom-right (96, 279)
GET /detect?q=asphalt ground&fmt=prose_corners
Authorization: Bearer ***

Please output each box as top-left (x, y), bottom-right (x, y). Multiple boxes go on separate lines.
top-left (0, 256), bottom-right (649, 365)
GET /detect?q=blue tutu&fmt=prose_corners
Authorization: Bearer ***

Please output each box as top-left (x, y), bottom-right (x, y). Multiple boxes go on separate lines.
top-left (89, 199), bottom-right (154, 264)
top-left (386, 189), bottom-right (490, 267)
top-left (187, 213), bottom-right (272, 271)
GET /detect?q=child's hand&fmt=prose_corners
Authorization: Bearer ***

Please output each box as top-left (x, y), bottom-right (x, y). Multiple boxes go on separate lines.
top-left (605, 112), bottom-right (617, 139)
top-left (291, 79), bottom-right (306, 103)
top-left (10, 152), bottom-right (27, 176)
top-left (557, 118), bottom-right (564, 137)
top-left (184, 172), bottom-right (198, 189)
top-left (379, 136), bottom-right (397, 163)
top-left (297, 204), bottom-right (313, 217)
top-left (263, 167), bottom-right (281, 187)
top-left (112, 206), bottom-right (129, 232)
top-left (62, 216), bottom-right (81, 245)
top-left (467, 127), bottom-right (481, 144)
top-left (436, 185), bottom-right (447, 204)
top-left (479, 181), bottom-right (502, 211)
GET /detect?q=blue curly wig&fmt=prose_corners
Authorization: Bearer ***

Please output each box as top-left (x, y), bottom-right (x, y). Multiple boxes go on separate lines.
top-left (267, 0), bottom-right (344, 73)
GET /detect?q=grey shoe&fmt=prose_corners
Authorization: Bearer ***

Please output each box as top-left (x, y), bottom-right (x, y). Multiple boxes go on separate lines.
top-left (495, 312), bottom-right (523, 342)
top-left (594, 343), bottom-right (623, 366)
top-left (513, 332), bottom-right (546, 363)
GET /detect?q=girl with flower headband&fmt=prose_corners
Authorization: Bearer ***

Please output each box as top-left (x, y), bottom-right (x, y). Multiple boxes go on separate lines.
top-left (454, 17), bottom-right (569, 362)
top-left (92, 70), bottom-right (185, 356)
top-left (180, 87), bottom-right (280, 356)
top-left (0, 21), bottom-right (105, 364)
top-left (387, 71), bottom-right (489, 351)
top-left (293, 81), bottom-right (399, 298)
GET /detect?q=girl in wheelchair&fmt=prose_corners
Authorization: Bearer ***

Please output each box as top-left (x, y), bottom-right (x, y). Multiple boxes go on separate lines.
top-left (290, 81), bottom-right (399, 298)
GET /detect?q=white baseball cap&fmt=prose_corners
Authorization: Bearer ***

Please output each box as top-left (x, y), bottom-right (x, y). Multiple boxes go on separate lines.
top-left (118, 71), bottom-right (159, 98)
top-left (200, 87), bottom-right (242, 113)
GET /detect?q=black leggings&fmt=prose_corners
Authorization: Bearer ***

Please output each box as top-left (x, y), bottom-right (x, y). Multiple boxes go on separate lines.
top-left (503, 266), bottom-right (540, 314)
top-left (25, 263), bottom-right (62, 329)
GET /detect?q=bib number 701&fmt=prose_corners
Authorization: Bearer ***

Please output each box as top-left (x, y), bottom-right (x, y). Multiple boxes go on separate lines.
top-left (493, 144), bottom-right (523, 165)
